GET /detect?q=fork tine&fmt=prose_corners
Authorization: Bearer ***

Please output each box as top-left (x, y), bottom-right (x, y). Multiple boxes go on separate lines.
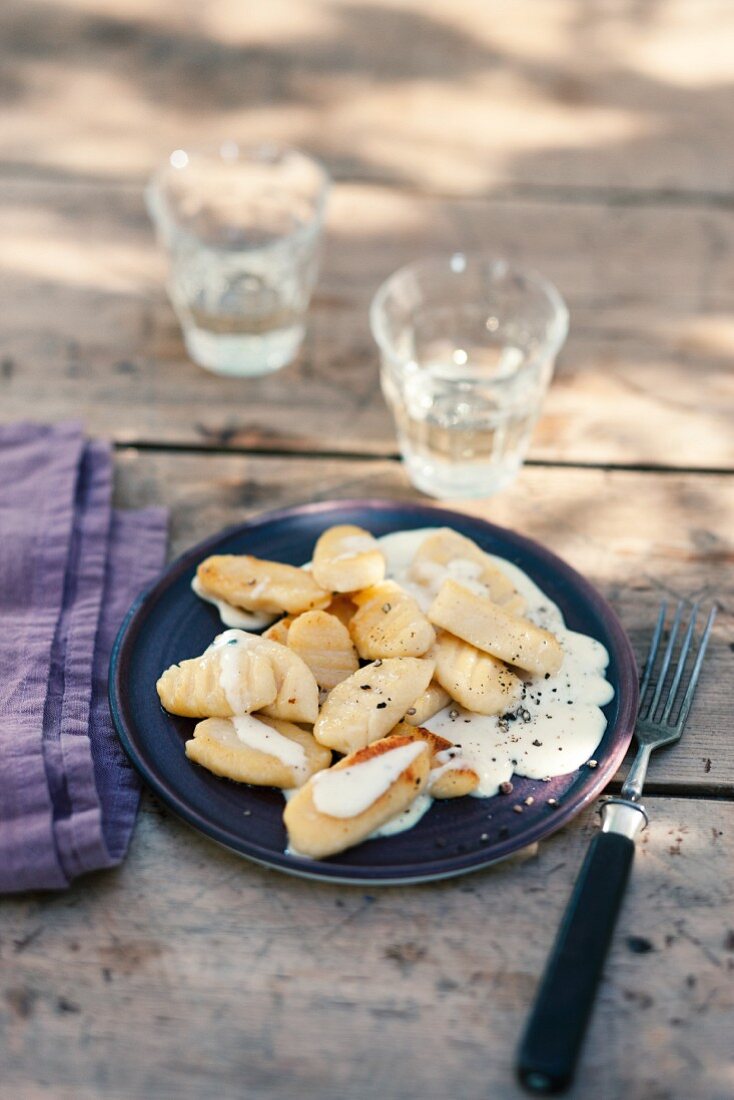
top-left (639, 600), bottom-right (667, 712)
top-left (648, 600), bottom-right (685, 720)
top-left (661, 602), bottom-right (699, 725)
top-left (675, 605), bottom-right (717, 730)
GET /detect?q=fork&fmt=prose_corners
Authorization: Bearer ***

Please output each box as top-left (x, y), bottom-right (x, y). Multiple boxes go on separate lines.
top-left (516, 600), bottom-right (717, 1095)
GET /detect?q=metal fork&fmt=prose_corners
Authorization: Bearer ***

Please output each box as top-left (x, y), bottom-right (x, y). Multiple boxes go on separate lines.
top-left (517, 600), bottom-right (717, 1095)
top-left (622, 601), bottom-right (716, 801)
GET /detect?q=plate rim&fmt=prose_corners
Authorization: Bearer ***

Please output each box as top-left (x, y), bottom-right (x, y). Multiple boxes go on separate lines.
top-left (109, 497), bottom-right (639, 884)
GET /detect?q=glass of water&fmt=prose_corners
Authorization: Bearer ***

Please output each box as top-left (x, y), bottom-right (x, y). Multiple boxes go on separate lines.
top-left (146, 142), bottom-right (330, 376)
top-left (370, 254), bottom-right (568, 498)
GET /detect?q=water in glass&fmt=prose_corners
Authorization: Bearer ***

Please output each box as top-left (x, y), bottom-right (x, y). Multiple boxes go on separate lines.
top-left (383, 341), bottom-right (548, 497)
top-left (371, 256), bottom-right (568, 499)
top-left (147, 144), bottom-right (329, 377)
top-left (167, 223), bottom-right (319, 376)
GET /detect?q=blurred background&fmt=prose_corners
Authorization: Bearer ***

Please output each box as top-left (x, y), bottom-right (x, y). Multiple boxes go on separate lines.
top-left (2, 0), bottom-right (733, 466)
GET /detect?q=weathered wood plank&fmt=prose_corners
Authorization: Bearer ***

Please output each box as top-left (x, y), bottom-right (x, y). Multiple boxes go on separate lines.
top-left (3, 0), bottom-right (734, 198)
top-left (2, 180), bottom-right (734, 468)
top-left (1, 793), bottom-right (732, 1099)
top-left (112, 450), bottom-right (734, 795)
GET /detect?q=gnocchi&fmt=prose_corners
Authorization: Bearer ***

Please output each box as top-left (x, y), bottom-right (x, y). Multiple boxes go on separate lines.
top-left (311, 525), bottom-right (386, 593)
top-left (432, 629), bottom-right (523, 715)
top-left (156, 641), bottom-right (278, 718)
top-left (349, 581), bottom-right (435, 659)
top-left (286, 610), bottom-right (359, 690)
top-left (410, 527), bottom-right (523, 608)
top-left (428, 578), bottom-right (564, 676)
top-left (185, 716), bottom-right (331, 789)
top-left (163, 518), bottom-right (578, 861)
top-left (197, 554), bottom-right (330, 615)
top-left (283, 734), bottom-right (431, 859)
top-left (313, 656), bottom-right (435, 754)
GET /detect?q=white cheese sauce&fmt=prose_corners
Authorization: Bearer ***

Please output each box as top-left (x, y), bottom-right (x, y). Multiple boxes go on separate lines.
top-left (230, 715), bottom-right (308, 782)
top-left (429, 747), bottom-right (472, 787)
top-left (411, 556), bottom-right (487, 596)
top-left (192, 575), bottom-right (276, 631)
top-left (205, 628), bottom-right (270, 715)
top-left (376, 529), bottom-right (614, 802)
top-left (371, 792), bottom-right (433, 837)
top-left (311, 741), bottom-right (426, 818)
top-left (210, 631), bottom-right (252, 714)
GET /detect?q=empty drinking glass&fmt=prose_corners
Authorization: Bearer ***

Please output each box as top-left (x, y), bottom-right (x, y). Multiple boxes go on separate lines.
top-left (146, 143), bottom-right (330, 377)
top-left (370, 255), bottom-right (568, 498)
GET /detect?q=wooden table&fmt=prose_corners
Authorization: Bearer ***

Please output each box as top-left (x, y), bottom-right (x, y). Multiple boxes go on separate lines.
top-left (2, 3), bottom-right (733, 1097)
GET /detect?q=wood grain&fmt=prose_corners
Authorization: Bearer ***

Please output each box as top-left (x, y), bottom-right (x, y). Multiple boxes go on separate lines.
top-left (112, 449), bottom-right (734, 796)
top-left (1, 793), bottom-right (732, 1100)
top-left (2, 179), bottom-right (734, 468)
top-left (3, 4), bottom-right (733, 1095)
top-left (3, 0), bottom-right (734, 199)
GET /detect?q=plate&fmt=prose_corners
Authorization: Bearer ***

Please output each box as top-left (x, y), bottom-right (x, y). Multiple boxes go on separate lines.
top-left (109, 499), bottom-right (638, 885)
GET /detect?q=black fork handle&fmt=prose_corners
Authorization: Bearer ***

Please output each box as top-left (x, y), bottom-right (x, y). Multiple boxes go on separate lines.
top-left (516, 804), bottom-right (645, 1094)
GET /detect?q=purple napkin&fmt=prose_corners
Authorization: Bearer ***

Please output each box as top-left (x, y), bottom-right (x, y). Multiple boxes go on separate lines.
top-left (0, 423), bottom-right (168, 892)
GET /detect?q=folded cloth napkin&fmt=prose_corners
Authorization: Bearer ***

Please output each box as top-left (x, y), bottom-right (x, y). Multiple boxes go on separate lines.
top-left (0, 423), bottom-right (168, 892)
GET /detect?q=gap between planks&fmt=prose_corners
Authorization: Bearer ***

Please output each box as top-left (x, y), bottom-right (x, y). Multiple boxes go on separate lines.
top-left (118, 440), bottom-right (734, 478)
top-left (4, 161), bottom-right (734, 214)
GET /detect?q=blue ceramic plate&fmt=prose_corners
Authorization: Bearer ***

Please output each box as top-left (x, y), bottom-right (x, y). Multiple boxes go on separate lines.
top-left (109, 499), bottom-right (638, 885)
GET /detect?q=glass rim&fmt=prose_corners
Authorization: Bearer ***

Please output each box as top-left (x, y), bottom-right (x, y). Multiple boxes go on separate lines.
top-left (370, 252), bottom-right (569, 363)
top-left (146, 140), bottom-right (331, 245)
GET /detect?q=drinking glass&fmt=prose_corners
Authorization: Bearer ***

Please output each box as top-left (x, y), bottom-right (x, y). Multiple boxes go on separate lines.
top-left (146, 143), bottom-right (330, 377)
top-left (370, 254), bottom-right (568, 498)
